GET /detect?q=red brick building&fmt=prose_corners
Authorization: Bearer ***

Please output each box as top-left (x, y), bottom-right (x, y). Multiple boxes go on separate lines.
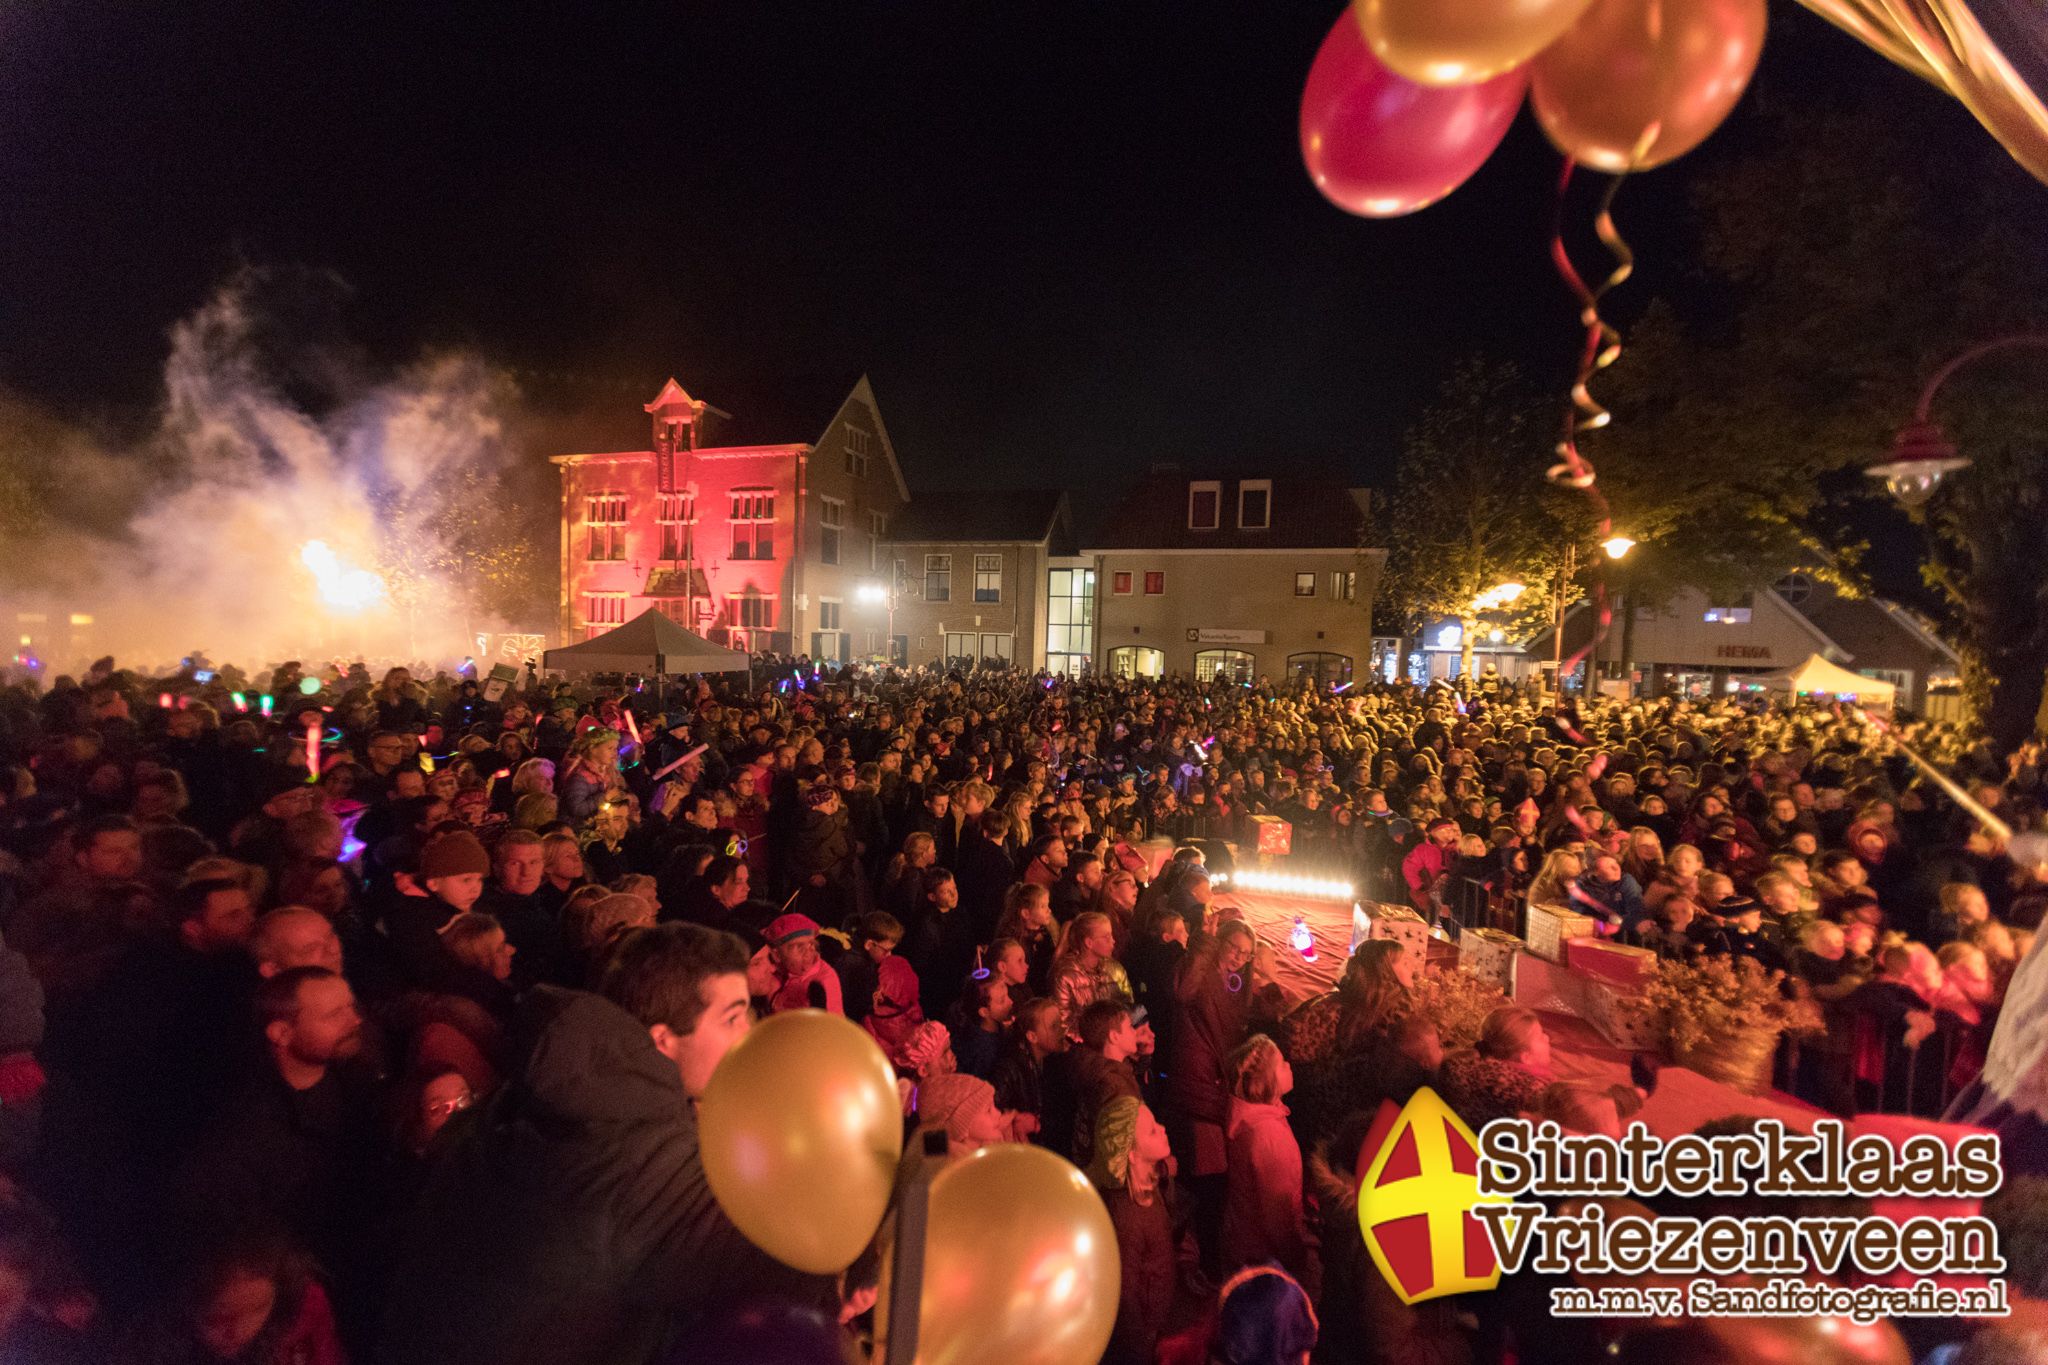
top-left (553, 376), bottom-right (909, 657)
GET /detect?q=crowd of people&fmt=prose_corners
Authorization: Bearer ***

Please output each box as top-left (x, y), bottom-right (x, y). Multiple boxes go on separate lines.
top-left (0, 652), bottom-right (2045, 1364)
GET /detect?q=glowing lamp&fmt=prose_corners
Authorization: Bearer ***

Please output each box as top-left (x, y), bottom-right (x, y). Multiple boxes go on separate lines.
top-left (231, 692), bottom-right (248, 713)
top-left (158, 692), bottom-right (172, 709)
top-left (259, 694), bottom-right (274, 717)
top-left (298, 676), bottom-right (322, 696)
top-left (1291, 916), bottom-right (1317, 962)
top-left (1600, 535), bottom-right (1636, 559)
top-left (1867, 419), bottom-right (1968, 508)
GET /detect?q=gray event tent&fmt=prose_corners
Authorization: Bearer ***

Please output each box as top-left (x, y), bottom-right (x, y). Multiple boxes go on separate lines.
top-left (541, 609), bottom-right (753, 676)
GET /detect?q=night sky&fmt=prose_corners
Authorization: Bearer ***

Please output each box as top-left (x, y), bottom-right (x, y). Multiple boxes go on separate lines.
top-left (0, 2), bottom-right (1949, 495)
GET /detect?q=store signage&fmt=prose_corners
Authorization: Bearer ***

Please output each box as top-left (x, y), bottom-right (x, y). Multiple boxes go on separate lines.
top-left (1717, 644), bottom-right (1772, 659)
top-left (1188, 628), bottom-right (1267, 644)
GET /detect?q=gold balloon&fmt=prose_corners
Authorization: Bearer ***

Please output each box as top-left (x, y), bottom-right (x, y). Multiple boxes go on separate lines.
top-left (699, 1009), bottom-right (903, 1275)
top-left (878, 1144), bottom-right (1119, 1365)
top-left (1356, 0), bottom-right (1600, 86)
top-left (1529, 0), bottom-right (1768, 172)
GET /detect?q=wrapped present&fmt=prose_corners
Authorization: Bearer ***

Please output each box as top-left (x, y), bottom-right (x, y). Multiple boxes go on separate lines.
top-left (1524, 902), bottom-right (1595, 964)
top-left (1251, 815), bottom-right (1293, 857)
top-left (1581, 977), bottom-right (1664, 1050)
top-left (1566, 936), bottom-right (1657, 989)
top-left (1458, 927), bottom-right (1520, 992)
top-left (1367, 903), bottom-right (1431, 957)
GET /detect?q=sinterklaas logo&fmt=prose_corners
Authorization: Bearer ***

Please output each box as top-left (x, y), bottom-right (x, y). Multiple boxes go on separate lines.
top-left (1357, 1088), bottom-right (1512, 1304)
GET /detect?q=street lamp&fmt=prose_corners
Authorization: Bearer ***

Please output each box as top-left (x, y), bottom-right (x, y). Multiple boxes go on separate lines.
top-left (1869, 336), bottom-right (2048, 508)
top-left (857, 580), bottom-right (897, 665)
top-left (1601, 535), bottom-right (1636, 560)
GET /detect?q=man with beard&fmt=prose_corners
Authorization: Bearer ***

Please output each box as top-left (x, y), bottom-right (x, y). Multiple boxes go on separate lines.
top-left (172, 967), bottom-right (379, 1322)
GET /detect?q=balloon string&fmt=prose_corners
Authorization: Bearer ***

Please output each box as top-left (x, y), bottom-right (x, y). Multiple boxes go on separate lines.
top-left (1547, 156), bottom-right (1638, 685)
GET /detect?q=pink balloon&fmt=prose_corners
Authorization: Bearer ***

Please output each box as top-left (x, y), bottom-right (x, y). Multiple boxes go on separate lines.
top-left (1299, 9), bottom-right (1529, 218)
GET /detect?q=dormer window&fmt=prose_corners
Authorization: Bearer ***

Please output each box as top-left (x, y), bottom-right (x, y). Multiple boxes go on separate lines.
top-left (1188, 480), bottom-right (1221, 531)
top-left (1238, 479), bottom-right (1271, 530)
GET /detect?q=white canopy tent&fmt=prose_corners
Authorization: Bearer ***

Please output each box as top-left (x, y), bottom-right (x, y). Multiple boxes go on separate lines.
top-left (1750, 653), bottom-right (1896, 706)
top-left (541, 610), bottom-right (753, 676)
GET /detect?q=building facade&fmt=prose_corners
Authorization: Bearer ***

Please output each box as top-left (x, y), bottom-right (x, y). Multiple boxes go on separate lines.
top-left (881, 491), bottom-right (1074, 670)
top-left (1434, 571), bottom-right (1962, 709)
top-left (552, 377), bottom-right (909, 658)
top-left (1082, 470), bottom-right (1381, 686)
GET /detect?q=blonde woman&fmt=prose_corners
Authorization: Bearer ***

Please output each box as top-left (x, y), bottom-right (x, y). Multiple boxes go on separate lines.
top-left (1087, 1097), bottom-right (1176, 1365)
top-left (557, 729), bottom-right (623, 826)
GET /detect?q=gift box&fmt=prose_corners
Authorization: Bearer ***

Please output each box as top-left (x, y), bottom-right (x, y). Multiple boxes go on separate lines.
top-left (1524, 902), bottom-right (1596, 964)
top-left (1581, 977), bottom-right (1664, 1050)
top-left (1566, 936), bottom-right (1657, 989)
top-left (1251, 815), bottom-right (1293, 857)
top-left (1458, 927), bottom-right (1521, 992)
top-left (1367, 903), bottom-right (1431, 958)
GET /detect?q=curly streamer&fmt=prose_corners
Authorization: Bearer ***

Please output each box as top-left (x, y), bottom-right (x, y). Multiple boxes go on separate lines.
top-left (1545, 155), bottom-right (1644, 685)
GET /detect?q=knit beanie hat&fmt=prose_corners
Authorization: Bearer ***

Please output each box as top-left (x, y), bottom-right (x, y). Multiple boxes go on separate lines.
top-left (900, 1021), bottom-right (952, 1078)
top-left (419, 830), bottom-right (490, 883)
top-left (917, 1072), bottom-right (997, 1145)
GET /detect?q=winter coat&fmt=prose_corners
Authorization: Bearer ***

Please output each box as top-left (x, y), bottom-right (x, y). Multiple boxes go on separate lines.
top-left (1220, 1098), bottom-right (1315, 1286)
top-left (376, 988), bottom-right (831, 1365)
top-left (1103, 1182), bottom-right (1177, 1365)
top-left (1166, 956), bottom-right (1250, 1176)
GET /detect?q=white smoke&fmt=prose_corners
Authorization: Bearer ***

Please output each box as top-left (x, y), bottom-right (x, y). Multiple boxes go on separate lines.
top-left (3, 272), bottom-right (549, 677)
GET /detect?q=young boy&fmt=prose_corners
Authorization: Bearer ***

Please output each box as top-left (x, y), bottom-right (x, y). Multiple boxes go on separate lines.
top-left (838, 911), bottom-right (904, 1026)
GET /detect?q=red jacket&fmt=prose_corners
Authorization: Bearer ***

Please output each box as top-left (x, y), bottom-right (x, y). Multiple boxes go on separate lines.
top-left (1221, 1098), bottom-right (1315, 1286)
top-left (1401, 841), bottom-right (1448, 914)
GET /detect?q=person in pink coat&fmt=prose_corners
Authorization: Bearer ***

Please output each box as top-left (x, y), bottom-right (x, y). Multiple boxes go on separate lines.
top-left (1219, 1034), bottom-right (1317, 1293)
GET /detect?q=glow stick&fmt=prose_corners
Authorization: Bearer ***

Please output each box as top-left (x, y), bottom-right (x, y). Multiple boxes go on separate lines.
top-left (259, 694), bottom-right (274, 716)
top-left (158, 693), bottom-right (172, 708)
top-left (304, 722), bottom-right (320, 779)
top-left (650, 744), bottom-right (709, 783)
top-left (623, 709), bottom-right (642, 750)
top-left (419, 752), bottom-right (435, 774)
top-left (231, 692), bottom-right (248, 713)
top-left (1855, 707), bottom-right (2011, 841)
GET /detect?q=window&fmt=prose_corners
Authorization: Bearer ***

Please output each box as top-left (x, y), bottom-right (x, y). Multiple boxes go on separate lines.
top-left (1238, 479), bottom-right (1271, 530)
top-left (1109, 646), bottom-right (1165, 679)
top-left (1194, 649), bottom-right (1257, 685)
top-left (818, 599), bottom-right (841, 630)
top-left (730, 488), bottom-right (775, 560)
top-left (657, 599), bottom-right (690, 625)
top-left (1046, 568), bottom-right (1096, 673)
top-left (1143, 571), bottom-right (1164, 596)
top-left (583, 591), bottom-right (626, 639)
top-left (974, 554), bottom-right (1002, 603)
top-left (1294, 572), bottom-right (1316, 597)
top-left (1288, 651), bottom-right (1354, 688)
top-left (1112, 571), bottom-right (1133, 596)
top-left (728, 594), bottom-right (774, 629)
top-left (843, 427), bottom-right (872, 479)
top-left (980, 633), bottom-right (1014, 664)
top-left (1774, 572), bottom-right (1813, 604)
top-left (1703, 592), bottom-right (1754, 624)
top-left (925, 554), bottom-right (952, 602)
top-left (820, 497), bottom-right (844, 566)
top-left (585, 493), bottom-right (627, 561)
top-left (869, 510), bottom-right (888, 571)
top-left (657, 492), bottom-right (695, 562)
top-left (1188, 480), bottom-right (1221, 531)
top-left (1330, 570), bottom-right (1357, 601)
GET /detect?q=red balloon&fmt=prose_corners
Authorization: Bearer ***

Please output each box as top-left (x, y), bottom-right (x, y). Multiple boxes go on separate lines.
top-left (1300, 9), bottom-right (1528, 218)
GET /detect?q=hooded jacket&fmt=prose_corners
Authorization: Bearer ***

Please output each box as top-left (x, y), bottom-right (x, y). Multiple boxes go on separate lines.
top-left (377, 987), bottom-right (830, 1365)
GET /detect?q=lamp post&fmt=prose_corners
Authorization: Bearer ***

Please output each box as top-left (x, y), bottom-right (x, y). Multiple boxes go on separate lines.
top-left (1601, 535), bottom-right (1637, 693)
top-left (857, 580), bottom-right (897, 666)
top-left (1869, 336), bottom-right (2048, 507)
